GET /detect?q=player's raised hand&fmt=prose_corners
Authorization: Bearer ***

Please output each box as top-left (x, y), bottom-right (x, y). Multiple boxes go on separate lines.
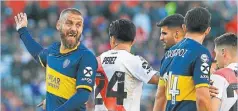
top-left (14, 12), bottom-right (28, 31)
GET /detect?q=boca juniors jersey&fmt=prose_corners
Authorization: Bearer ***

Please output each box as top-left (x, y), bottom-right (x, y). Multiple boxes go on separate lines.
top-left (159, 38), bottom-right (212, 111)
top-left (95, 50), bottom-right (157, 111)
top-left (38, 42), bottom-right (97, 111)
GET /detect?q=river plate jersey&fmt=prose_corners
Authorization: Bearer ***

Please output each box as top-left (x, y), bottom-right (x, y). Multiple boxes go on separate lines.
top-left (211, 63), bottom-right (238, 111)
top-left (159, 38), bottom-right (212, 111)
top-left (38, 42), bottom-right (97, 111)
top-left (95, 50), bottom-right (157, 111)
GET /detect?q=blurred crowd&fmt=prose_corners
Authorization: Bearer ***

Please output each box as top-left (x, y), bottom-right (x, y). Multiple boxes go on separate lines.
top-left (1, 1), bottom-right (237, 111)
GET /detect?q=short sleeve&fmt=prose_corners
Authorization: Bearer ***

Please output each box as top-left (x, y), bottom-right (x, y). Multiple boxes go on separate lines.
top-left (210, 74), bottom-right (226, 99)
top-left (193, 51), bottom-right (212, 88)
top-left (76, 51), bottom-right (97, 92)
top-left (158, 77), bottom-right (166, 86)
top-left (124, 56), bottom-right (158, 83)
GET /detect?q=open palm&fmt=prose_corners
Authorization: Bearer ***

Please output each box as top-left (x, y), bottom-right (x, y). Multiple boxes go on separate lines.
top-left (14, 13), bottom-right (28, 31)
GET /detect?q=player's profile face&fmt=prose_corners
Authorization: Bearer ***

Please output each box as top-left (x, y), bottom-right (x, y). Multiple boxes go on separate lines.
top-left (214, 47), bottom-right (224, 69)
top-left (160, 26), bottom-right (176, 50)
top-left (59, 13), bottom-right (84, 49)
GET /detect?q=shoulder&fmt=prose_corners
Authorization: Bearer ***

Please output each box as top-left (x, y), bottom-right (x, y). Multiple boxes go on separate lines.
top-left (213, 68), bottom-right (237, 83)
top-left (48, 42), bottom-right (60, 50)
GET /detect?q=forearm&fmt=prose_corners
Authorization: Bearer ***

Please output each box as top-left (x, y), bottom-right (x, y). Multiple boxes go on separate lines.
top-left (211, 97), bottom-right (221, 111)
top-left (196, 87), bottom-right (212, 111)
top-left (153, 96), bottom-right (167, 111)
top-left (54, 89), bottom-right (90, 111)
top-left (17, 27), bottom-right (43, 60)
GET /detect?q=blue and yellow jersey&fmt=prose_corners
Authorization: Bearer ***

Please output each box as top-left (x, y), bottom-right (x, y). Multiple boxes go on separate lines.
top-left (38, 42), bottom-right (97, 111)
top-left (159, 38), bottom-right (212, 111)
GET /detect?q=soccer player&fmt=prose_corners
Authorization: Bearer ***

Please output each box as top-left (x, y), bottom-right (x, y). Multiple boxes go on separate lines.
top-left (211, 33), bottom-right (238, 111)
top-left (159, 7), bottom-right (212, 111)
top-left (153, 14), bottom-right (185, 111)
top-left (14, 8), bottom-right (97, 111)
top-left (95, 19), bottom-right (159, 111)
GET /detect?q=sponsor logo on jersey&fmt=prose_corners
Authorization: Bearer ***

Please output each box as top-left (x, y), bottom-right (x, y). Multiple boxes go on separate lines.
top-left (139, 56), bottom-right (153, 74)
top-left (84, 67), bottom-right (93, 77)
top-left (63, 59), bottom-right (70, 68)
top-left (201, 54), bottom-right (209, 63)
top-left (47, 74), bottom-right (61, 89)
top-left (201, 63), bottom-right (210, 75)
top-left (81, 78), bottom-right (92, 83)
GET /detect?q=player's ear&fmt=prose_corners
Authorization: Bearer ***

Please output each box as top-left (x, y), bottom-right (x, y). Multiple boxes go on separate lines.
top-left (56, 20), bottom-right (61, 31)
top-left (131, 39), bottom-right (135, 46)
top-left (182, 24), bottom-right (186, 32)
top-left (204, 27), bottom-right (211, 36)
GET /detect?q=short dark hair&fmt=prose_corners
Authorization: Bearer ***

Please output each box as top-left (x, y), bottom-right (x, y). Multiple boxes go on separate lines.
top-left (60, 8), bottom-right (82, 19)
top-left (109, 19), bottom-right (136, 42)
top-left (214, 33), bottom-right (237, 48)
top-left (157, 14), bottom-right (184, 28)
top-left (185, 7), bottom-right (211, 33)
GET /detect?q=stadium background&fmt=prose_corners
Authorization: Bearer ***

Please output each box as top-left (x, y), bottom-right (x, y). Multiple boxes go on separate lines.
top-left (1, 1), bottom-right (237, 111)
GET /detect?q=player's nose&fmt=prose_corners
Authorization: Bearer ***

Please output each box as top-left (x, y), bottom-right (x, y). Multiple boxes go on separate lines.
top-left (160, 35), bottom-right (164, 41)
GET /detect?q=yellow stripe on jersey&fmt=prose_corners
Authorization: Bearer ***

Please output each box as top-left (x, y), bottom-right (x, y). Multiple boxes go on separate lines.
top-left (46, 65), bottom-right (76, 100)
top-left (166, 75), bottom-right (196, 101)
top-left (38, 56), bottom-right (45, 67)
top-left (158, 77), bottom-right (166, 86)
top-left (195, 83), bottom-right (209, 88)
top-left (76, 85), bottom-right (92, 92)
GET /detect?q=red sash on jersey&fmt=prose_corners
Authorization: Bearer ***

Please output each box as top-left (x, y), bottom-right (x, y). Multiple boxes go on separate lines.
top-left (96, 57), bottom-right (126, 111)
top-left (214, 68), bottom-right (238, 94)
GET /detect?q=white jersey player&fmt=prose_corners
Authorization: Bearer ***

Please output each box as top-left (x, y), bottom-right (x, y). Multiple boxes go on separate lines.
top-left (94, 19), bottom-right (159, 111)
top-left (211, 63), bottom-right (238, 111)
top-left (211, 33), bottom-right (238, 111)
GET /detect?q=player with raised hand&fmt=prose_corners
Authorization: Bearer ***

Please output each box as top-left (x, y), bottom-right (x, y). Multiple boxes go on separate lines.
top-left (95, 19), bottom-right (159, 111)
top-left (15, 8), bottom-right (97, 111)
top-left (159, 7), bottom-right (212, 111)
top-left (211, 33), bottom-right (238, 111)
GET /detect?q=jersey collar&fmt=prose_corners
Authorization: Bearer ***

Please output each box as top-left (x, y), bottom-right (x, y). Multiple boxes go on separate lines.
top-left (226, 63), bottom-right (238, 70)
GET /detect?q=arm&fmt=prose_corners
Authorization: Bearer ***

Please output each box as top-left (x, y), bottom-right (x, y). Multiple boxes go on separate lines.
top-left (54, 89), bottom-right (90, 111)
top-left (211, 97), bottom-right (221, 111)
top-left (193, 52), bottom-right (212, 111)
top-left (55, 51), bottom-right (97, 111)
top-left (124, 56), bottom-right (159, 84)
top-left (210, 74), bottom-right (226, 111)
top-left (148, 74), bottom-right (160, 84)
top-left (153, 79), bottom-right (167, 111)
top-left (196, 87), bottom-right (212, 111)
top-left (15, 13), bottom-right (47, 66)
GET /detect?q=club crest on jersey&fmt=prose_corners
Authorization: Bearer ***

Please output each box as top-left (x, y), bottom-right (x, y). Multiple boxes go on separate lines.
top-left (63, 59), bottom-right (70, 68)
top-left (201, 63), bottom-right (209, 74)
top-left (84, 67), bottom-right (93, 77)
top-left (201, 54), bottom-right (209, 63)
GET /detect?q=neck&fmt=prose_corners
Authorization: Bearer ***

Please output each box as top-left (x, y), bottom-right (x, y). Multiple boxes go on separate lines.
top-left (113, 43), bottom-right (131, 52)
top-left (224, 57), bottom-right (238, 67)
top-left (185, 32), bottom-right (205, 44)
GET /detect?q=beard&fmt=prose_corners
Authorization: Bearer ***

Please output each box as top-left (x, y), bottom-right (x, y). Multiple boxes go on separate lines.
top-left (60, 30), bottom-right (81, 49)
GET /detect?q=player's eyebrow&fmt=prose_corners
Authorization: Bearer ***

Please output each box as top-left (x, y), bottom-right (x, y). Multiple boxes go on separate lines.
top-left (161, 32), bottom-right (167, 35)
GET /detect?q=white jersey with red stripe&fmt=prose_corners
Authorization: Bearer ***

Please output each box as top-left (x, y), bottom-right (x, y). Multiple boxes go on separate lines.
top-left (94, 50), bottom-right (157, 111)
top-left (211, 63), bottom-right (238, 111)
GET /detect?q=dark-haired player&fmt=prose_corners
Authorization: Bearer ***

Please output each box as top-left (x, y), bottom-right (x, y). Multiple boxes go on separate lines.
top-left (211, 33), bottom-right (238, 111)
top-left (159, 7), bottom-right (212, 111)
top-left (95, 19), bottom-right (159, 111)
top-left (153, 14), bottom-right (185, 111)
